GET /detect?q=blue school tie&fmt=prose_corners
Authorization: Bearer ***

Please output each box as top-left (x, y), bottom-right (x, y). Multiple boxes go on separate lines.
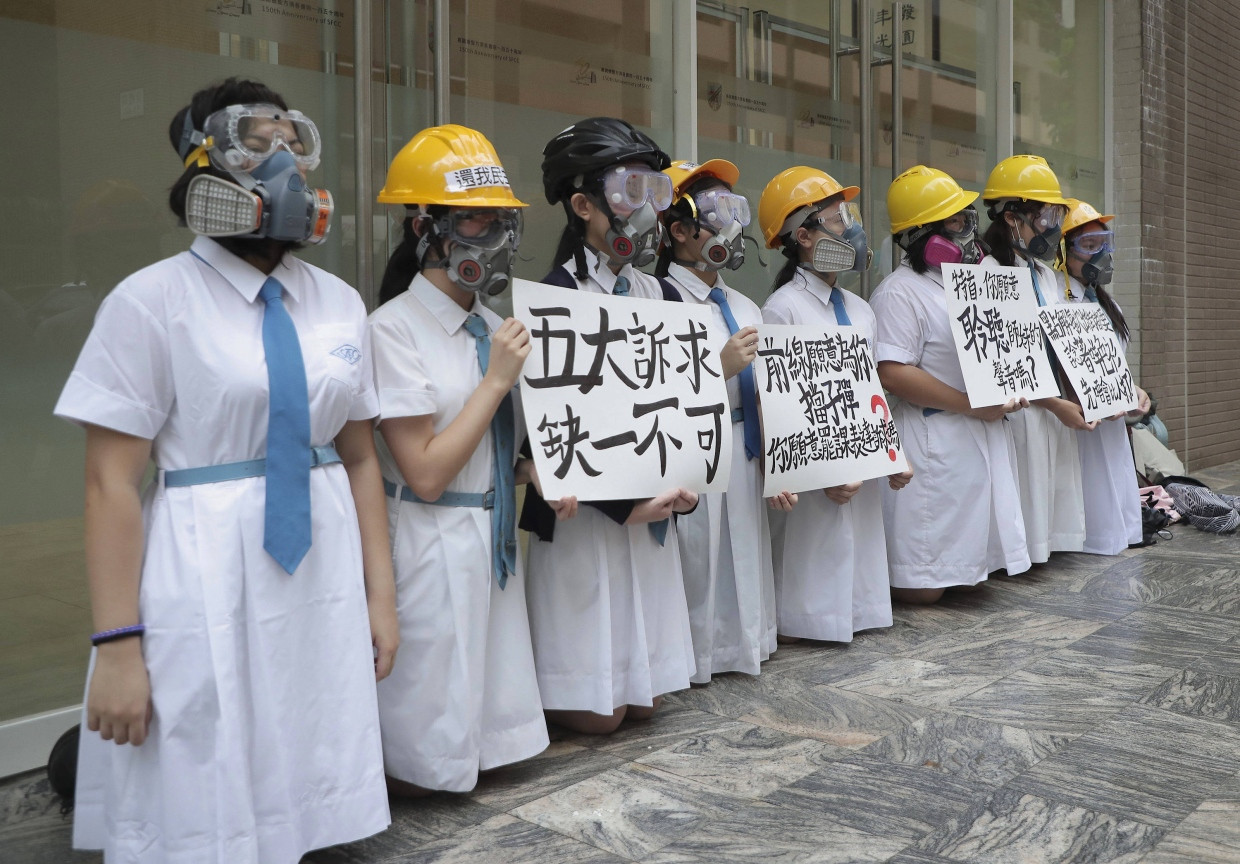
top-left (829, 286), bottom-right (853, 325)
top-left (259, 277), bottom-right (312, 574)
top-left (708, 287), bottom-right (760, 461)
top-left (463, 314), bottom-right (516, 589)
top-left (1027, 258), bottom-right (1047, 307)
top-left (612, 274), bottom-right (630, 296)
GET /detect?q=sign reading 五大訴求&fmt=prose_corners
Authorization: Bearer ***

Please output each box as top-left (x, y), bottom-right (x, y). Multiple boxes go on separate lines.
top-left (1037, 303), bottom-right (1138, 423)
top-left (512, 279), bottom-right (732, 501)
top-left (754, 324), bottom-right (906, 496)
top-left (941, 263), bottom-right (1061, 407)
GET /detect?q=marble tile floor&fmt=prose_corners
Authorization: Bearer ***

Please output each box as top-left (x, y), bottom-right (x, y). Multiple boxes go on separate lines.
top-left (5, 465), bottom-right (1240, 863)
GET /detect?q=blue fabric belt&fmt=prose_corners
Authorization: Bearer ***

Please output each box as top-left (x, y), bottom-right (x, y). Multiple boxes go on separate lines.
top-left (730, 407), bottom-right (745, 424)
top-left (163, 445), bottom-right (341, 487)
top-left (383, 477), bottom-right (494, 509)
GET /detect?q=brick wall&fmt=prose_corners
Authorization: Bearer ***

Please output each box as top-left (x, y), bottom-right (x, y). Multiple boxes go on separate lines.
top-left (1138, 0), bottom-right (1240, 469)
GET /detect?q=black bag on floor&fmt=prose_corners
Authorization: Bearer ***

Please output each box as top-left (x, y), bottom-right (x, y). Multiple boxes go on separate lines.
top-left (47, 723), bottom-right (79, 812)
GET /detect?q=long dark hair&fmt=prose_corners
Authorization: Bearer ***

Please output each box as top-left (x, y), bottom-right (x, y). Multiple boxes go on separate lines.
top-left (378, 215), bottom-right (421, 305)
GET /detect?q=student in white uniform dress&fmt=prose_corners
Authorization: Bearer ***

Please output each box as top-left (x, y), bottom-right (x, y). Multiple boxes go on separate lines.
top-left (758, 167), bottom-right (909, 634)
top-left (654, 158), bottom-right (780, 680)
top-left (871, 165), bottom-right (1032, 603)
top-left (981, 155), bottom-right (1089, 563)
top-left (369, 126), bottom-right (566, 794)
top-left (54, 79), bottom-right (397, 863)
top-left (523, 117), bottom-right (698, 734)
top-left (1056, 198), bottom-right (1149, 554)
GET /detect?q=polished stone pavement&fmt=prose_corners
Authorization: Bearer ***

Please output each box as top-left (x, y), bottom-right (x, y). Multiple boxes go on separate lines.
top-left (5, 463), bottom-right (1240, 864)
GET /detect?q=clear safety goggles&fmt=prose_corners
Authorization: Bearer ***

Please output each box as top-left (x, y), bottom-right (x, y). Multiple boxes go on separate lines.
top-left (690, 188), bottom-right (751, 228)
top-left (941, 206), bottom-right (978, 239)
top-left (599, 165), bottom-right (674, 216)
top-left (199, 103), bottom-right (322, 172)
top-left (1026, 202), bottom-right (1067, 233)
top-left (435, 207), bottom-right (523, 250)
top-left (807, 199), bottom-right (862, 236)
top-left (1068, 229), bottom-right (1114, 256)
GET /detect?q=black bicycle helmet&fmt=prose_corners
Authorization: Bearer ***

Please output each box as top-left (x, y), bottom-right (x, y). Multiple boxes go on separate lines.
top-left (541, 117), bottom-right (670, 204)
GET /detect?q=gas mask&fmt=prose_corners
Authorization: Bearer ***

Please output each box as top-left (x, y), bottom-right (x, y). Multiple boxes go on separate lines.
top-left (699, 220), bottom-right (746, 271)
top-left (923, 207), bottom-right (983, 267)
top-left (604, 199), bottom-right (663, 267)
top-left (595, 165), bottom-right (672, 267)
top-left (679, 187), bottom-right (750, 271)
top-left (1013, 203), bottom-right (1067, 263)
top-left (420, 207), bottom-right (523, 296)
top-left (1067, 229), bottom-right (1115, 287)
top-left (801, 201), bottom-right (871, 273)
top-left (180, 104), bottom-right (334, 244)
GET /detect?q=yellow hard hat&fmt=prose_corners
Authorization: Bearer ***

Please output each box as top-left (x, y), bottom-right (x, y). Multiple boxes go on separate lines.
top-left (663, 158), bottom-right (740, 198)
top-left (887, 165), bottom-right (978, 235)
top-left (982, 154), bottom-right (1069, 206)
top-left (377, 124), bottom-right (527, 208)
top-left (758, 166), bottom-right (859, 248)
top-left (1061, 198), bottom-right (1114, 235)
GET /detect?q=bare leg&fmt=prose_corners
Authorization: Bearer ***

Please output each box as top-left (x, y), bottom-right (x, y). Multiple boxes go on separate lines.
top-left (947, 583), bottom-right (984, 593)
top-left (386, 775), bottom-right (434, 798)
top-left (623, 696), bottom-right (663, 722)
top-left (891, 586), bottom-right (947, 605)
top-left (546, 705), bottom-right (627, 735)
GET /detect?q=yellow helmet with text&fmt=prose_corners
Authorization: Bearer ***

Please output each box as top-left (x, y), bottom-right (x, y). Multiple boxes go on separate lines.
top-left (758, 166), bottom-right (859, 248)
top-left (981, 154), bottom-right (1069, 206)
top-left (887, 165), bottom-right (978, 235)
top-left (377, 124), bottom-right (527, 208)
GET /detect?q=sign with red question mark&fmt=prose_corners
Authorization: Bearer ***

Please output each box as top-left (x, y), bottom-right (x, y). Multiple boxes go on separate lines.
top-left (754, 324), bottom-right (908, 496)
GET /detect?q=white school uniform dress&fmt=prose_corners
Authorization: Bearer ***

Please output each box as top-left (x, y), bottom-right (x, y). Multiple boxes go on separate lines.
top-left (761, 268), bottom-right (894, 638)
top-left (870, 263), bottom-right (1031, 588)
top-left (1001, 255), bottom-right (1086, 562)
top-left (368, 274), bottom-right (548, 791)
top-left (663, 264), bottom-right (776, 681)
top-left (1062, 272), bottom-right (1143, 554)
top-left (525, 249), bottom-right (696, 715)
top-left (55, 236), bottom-right (389, 864)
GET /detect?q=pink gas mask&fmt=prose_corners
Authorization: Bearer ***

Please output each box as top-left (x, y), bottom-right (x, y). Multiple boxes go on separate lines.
top-left (924, 233), bottom-right (982, 267)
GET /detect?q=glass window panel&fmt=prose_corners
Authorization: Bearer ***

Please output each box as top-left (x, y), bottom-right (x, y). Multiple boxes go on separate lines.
top-left (0, 0), bottom-right (360, 724)
top-left (1013, 0), bottom-right (1105, 207)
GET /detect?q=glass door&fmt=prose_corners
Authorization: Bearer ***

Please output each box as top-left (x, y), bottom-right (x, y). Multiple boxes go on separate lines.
top-left (696, 0), bottom-right (998, 301)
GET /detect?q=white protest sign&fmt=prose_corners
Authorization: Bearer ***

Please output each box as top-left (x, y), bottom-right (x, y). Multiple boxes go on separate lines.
top-left (512, 278), bottom-right (733, 500)
top-left (755, 324), bottom-right (907, 496)
top-left (1037, 303), bottom-right (1138, 423)
top-left (941, 263), bottom-right (1061, 406)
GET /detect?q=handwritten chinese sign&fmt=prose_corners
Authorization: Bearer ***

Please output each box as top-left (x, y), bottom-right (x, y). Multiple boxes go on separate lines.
top-left (941, 263), bottom-right (1060, 406)
top-left (512, 279), bottom-right (732, 500)
top-left (1037, 303), bottom-right (1138, 422)
top-left (754, 324), bottom-right (907, 496)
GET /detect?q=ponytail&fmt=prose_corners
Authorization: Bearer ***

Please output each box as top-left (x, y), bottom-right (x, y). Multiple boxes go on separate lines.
top-left (771, 245), bottom-right (800, 292)
top-left (378, 216), bottom-right (421, 305)
top-left (1093, 285), bottom-right (1130, 343)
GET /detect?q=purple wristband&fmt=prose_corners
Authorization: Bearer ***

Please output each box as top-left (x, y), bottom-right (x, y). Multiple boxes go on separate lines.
top-left (91, 624), bottom-right (146, 646)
